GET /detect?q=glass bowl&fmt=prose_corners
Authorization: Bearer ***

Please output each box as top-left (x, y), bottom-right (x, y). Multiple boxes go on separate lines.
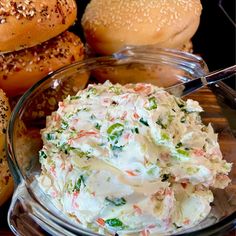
top-left (6, 46), bottom-right (236, 236)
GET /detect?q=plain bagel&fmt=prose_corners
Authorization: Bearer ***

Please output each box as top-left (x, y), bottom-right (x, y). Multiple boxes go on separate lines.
top-left (82, 0), bottom-right (202, 55)
top-left (0, 0), bottom-right (77, 53)
top-left (0, 31), bottom-right (85, 96)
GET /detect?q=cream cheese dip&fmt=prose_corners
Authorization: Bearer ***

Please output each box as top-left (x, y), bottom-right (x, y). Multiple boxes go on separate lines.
top-left (38, 81), bottom-right (232, 235)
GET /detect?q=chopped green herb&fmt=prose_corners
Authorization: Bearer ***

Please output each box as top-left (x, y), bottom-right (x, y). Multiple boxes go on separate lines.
top-left (175, 142), bottom-right (183, 148)
top-left (223, 163), bottom-right (232, 171)
top-left (105, 197), bottom-right (126, 206)
top-left (139, 118), bottom-right (149, 126)
top-left (95, 123), bottom-right (101, 130)
top-left (109, 86), bottom-right (122, 95)
top-left (168, 114), bottom-right (175, 123)
top-left (173, 223), bottom-right (182, 229)
top-left (175, 98), bottom-right (185, 108)
top-left (46, 133), bottom-right (56, 141)
top-left (181, 108), bottom-right (188, 113)
top-left (147, 166), bottom-right (157, 175)
top-left (76, 108), bottom-right (89, 113)
top-left (161, 174), bottom-right (170, 182)
top-left (88, 87), bottom-right (97, 95)
top-left (111, 145), bottom-right (124, 151)
top-left (90, 114), bottom-right (96, 120)
top-left (61, 120), bottom-right (69, 130)
top-left (172, 155), bottom-right (181, 161)
top-left (65, 180), bottom-right (74, 193)
top-left (73, 149), bottom-right (92, 159)
top-left (65, 113), bottom-right (74, 119)
top-left (177, 149), bottom-right (189, 157)
top-left (131, 127), bottom-right (139, 134)
top-left (156, 118), bottom-right (167, 129)
top-left (74, 175), bottom-right (85, 192)
top-left (146, 97), bottom-right (157, 110)
top-left (39, 150), bottom-right (47, 159)
top-left (180, 116), bottom-right (186, 123)
top-left (161, 133), bottom-right (169, 140)
top-left (59, 143), bottom-right (75, 154)
top-left (107, 123), bottom-right (124, 141)
top-left (111, 101), bottom-right (118, 106)
top-left (105, 218), bottom-right (124, 228)
top-left (178, 103), bottom-right (185, 108)
top-left (186, 167), bottom-right (199, 174)
top-left (70, 95), bottom-right (80, 100)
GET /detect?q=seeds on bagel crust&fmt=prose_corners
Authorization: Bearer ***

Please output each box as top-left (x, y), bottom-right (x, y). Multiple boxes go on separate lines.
top-left (0, 89), bottom-right (13, 206)
top-left (0, 0), bottom-right (74, 24)
top-left (0, 1), bottom-right (36, 23)
top-left (0, 31), bottom-right (84, 78)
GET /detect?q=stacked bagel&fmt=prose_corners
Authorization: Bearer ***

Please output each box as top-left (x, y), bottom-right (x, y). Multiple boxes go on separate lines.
top-left (82, 0), bottom-right (202, 55)
top-left (81, 0), bottom-right (202, 86)
top-left (0, 0), bottom-right (86, 206)
top-left (0, 0), bottom-right (85, 96)
top-left (0, 89), bottom-right (13, 206)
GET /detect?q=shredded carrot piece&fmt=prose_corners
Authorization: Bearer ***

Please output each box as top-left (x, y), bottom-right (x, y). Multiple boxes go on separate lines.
top-left (133, 112), bottom-right (140, 119)
top-left (133, 204), bottom-right (142, 214)
top-left (58, 101), bottom-right (65, 108)
top-left (183, 219), bottom-right (190, 225)
top-left (126, 170), bottom-right (138, 176)
top-left (52, 114), bottom-right (60, 121)
top-left (77, 130), bottom-right (98, 138)
top-left (121, 111), bottom-right (127, 120)
top-left (96, 218), bottom-right (105, 226)
top-left (134, 84), bottom-right (152, 94)
top-left (134, 84), bottom-right (145, 92)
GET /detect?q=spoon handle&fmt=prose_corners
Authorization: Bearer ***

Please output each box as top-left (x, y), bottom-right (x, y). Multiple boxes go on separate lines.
top-left (167, 65), bottom-right (236, 97)
top-left (205, 65), bottom-right (236, 85)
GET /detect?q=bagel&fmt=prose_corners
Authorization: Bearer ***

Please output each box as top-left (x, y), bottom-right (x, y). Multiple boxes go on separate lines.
top-left (82, 0), bottom-right (202, 55)
top-left (0, 0), bottom-right (77, 53)
top-left (0, 31), bottom-right (85, 96)
top-left (0, 89), bottom-right (13, 206)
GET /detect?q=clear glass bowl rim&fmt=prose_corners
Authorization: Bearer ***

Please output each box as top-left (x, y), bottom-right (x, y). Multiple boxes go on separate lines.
top-left (6, 46), bottom-right (236, 236)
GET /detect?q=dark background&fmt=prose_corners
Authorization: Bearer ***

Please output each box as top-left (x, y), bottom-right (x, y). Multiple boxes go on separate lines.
top-left (193, 0), bottom-right (236, 89)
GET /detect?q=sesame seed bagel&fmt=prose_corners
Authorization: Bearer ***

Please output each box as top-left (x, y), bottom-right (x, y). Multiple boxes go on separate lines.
top-left (0, 0), bottom-right (77, 53)
top-left (0, 31), bottom-right (85, 96)
top-left (82, 0), bottom-right (202, 55)
top-left (0, 89), bottom-right (13, 206)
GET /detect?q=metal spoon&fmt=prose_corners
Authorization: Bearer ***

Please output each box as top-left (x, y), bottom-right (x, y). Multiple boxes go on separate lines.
top-left (166, 65), bottom-right (236, 97)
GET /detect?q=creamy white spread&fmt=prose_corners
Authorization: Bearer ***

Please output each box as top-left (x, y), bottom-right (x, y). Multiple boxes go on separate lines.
top-left (38, 81), bottom-right (232, 235)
